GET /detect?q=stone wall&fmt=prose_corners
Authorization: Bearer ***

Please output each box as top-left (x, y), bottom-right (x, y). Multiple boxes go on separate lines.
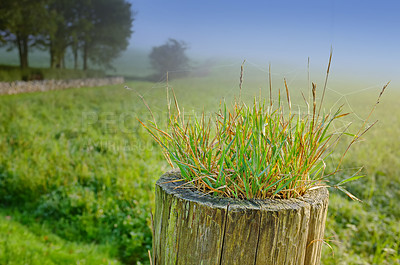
top-left (0, 77), bottom-right (124, 95)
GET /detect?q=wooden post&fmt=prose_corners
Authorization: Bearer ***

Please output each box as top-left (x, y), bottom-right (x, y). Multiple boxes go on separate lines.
top-left (153, 170), bottom-right (329, 265)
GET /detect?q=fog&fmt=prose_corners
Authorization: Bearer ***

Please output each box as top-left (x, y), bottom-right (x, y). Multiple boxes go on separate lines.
top-left (128, 0), bottom-right (399, 88)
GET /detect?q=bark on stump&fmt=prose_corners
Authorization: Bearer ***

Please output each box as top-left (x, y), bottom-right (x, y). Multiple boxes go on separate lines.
top-left (153, 170), bottom-right (329, 265)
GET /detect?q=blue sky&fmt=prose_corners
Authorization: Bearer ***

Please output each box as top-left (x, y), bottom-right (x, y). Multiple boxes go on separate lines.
top-left (129, 0), bottom-right (399, 83)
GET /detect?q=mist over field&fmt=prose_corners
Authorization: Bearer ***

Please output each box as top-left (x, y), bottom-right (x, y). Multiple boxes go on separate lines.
top-left (0, 0), bottom-right (399, 264)
top-left (128, 0), bottom-right (399, 87)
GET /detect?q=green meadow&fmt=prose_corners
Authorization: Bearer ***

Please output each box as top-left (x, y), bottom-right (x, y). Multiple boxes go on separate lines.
top-left (0, 62), bottom-right (399, 264)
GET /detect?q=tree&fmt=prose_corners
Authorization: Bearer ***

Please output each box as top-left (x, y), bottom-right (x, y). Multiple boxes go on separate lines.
top-left (149, 39), bottom-right (189, 77)
top-left (0, 0), bottom-right (51, 69)
top-left (44, 0), bottom-right (86, 69)
top-left (46, 0), bottom-right (73, 69)
top-left (81, 0), bottom-right (134, 70)
top-left (69, 0), bottom-right (93, 70)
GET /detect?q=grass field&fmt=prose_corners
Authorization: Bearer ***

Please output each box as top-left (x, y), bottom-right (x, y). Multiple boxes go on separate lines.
top-left (0, 63), bottom-right (399, 264)
top-left (0, 48), bottom-right (151, 81)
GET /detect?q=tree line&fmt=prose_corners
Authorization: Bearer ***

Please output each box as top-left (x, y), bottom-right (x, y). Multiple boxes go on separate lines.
top-left (0, 0), bottom-right (134, 70)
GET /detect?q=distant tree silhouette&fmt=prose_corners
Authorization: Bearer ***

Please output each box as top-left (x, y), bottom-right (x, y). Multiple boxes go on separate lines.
top-left (149, 38), bottom-right (189, 77)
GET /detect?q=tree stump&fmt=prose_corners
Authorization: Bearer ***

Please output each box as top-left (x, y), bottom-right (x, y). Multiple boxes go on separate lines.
top-left (153, 170), bottom-right (329, 265)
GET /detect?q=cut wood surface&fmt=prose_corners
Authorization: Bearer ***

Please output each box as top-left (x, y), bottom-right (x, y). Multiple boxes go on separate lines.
top-left (153, 170), bottom-right (329, 265)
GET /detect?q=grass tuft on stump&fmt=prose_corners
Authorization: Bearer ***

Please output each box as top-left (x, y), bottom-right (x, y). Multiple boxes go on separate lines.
top-left (139, 56), bottom-right (388, 200)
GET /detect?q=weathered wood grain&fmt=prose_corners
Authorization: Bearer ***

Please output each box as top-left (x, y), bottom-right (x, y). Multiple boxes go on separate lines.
top-left (154, 170), bottom-right (329, 265)
top-left (254, 198), bottom-right (311, 265)
top-left (220, 200), bottom-right (261, 264)
top-left (299, 188), bottom-right (329, 265)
